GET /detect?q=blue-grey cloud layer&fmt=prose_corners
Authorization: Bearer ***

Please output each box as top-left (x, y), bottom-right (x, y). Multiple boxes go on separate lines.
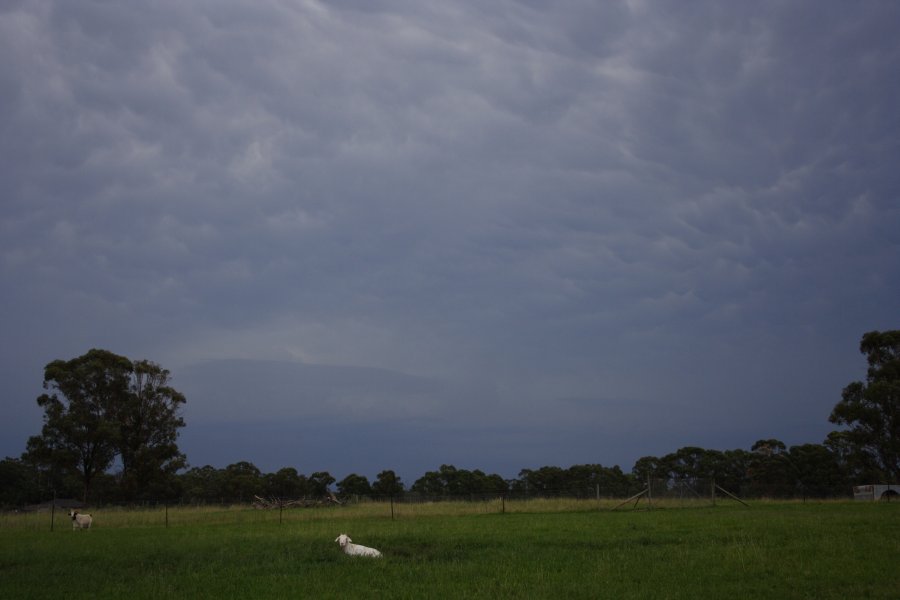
top-left (2, 1), bottom-right (898, 479)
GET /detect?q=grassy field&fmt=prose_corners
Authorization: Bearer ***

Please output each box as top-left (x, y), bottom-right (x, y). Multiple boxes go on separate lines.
top-left (2, 500), bottom-right (898, 598)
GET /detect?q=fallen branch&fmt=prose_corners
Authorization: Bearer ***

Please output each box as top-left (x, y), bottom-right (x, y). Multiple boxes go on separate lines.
top-left (252, 494), bottom-right (343, 509)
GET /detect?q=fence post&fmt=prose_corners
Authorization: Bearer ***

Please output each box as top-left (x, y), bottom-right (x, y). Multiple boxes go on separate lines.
top-left (647, 476), bottom-right (653, 509)
top-left (390, 495), bottom-right (394, 521)
top-left (711, 480), bottom-right (716, 506)
top-left (501, 494), bottom-right (506, 514)
top-left (165, 503), bottom-right (169, 528)
top-left (50, 490), bottom-right (56, 532)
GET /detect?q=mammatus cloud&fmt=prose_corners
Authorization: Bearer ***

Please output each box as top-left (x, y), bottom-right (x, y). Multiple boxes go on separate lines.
top-left (1, 1), bottom-right (898, 476)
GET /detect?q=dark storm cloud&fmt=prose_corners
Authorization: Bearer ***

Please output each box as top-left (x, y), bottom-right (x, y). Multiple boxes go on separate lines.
top-left (1, 0), bottom-right (898, 477)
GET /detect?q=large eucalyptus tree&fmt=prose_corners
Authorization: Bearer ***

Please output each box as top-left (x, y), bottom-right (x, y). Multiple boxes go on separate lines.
top-left (829, 330), bottom-right (900, 482)
top-left (26, 349), bottom-right (186, 501)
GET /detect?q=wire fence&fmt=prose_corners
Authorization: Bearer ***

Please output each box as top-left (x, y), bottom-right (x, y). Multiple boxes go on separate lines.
top-left (3, 477), bottom-right (866, 532)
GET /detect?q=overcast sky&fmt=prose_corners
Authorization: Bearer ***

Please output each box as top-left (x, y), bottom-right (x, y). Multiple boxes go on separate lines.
top-left (2, 0), bottom-right (898, 483)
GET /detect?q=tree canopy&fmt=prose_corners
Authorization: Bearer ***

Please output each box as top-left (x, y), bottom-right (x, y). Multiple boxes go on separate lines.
top-left (829, 330), bottom-right (900, 481)
top-left (24, 349), bottom-right (186, 502)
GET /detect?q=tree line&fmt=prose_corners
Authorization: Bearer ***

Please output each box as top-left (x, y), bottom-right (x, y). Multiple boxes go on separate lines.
top-left (1, 330), bottom-right (897, 508)
top-left (0, 442), bottom-right (863, 507)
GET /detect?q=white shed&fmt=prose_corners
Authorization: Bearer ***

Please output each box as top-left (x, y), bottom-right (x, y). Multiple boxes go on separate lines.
top-left (853, 484), bottom-right (900, 501)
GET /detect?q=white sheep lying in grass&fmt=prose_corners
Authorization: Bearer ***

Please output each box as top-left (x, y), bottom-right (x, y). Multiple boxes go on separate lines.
top-left (68, 510), bottom-right (92, 530)
top-left (335, 534), bottom-right (382, 557)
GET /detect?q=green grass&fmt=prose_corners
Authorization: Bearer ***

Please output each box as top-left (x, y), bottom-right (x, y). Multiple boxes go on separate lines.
top-left (2, 501), bottom-right (898, 599)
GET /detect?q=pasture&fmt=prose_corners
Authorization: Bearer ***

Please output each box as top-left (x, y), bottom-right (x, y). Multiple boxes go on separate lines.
top-left (2, 500), bottom-right (898, 598)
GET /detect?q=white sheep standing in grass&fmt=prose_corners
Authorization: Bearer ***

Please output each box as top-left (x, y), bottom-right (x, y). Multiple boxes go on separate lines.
top-left (68, 509), bottom-right (92, 530)
top-left (335, 534), bottom-right (382, 557)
